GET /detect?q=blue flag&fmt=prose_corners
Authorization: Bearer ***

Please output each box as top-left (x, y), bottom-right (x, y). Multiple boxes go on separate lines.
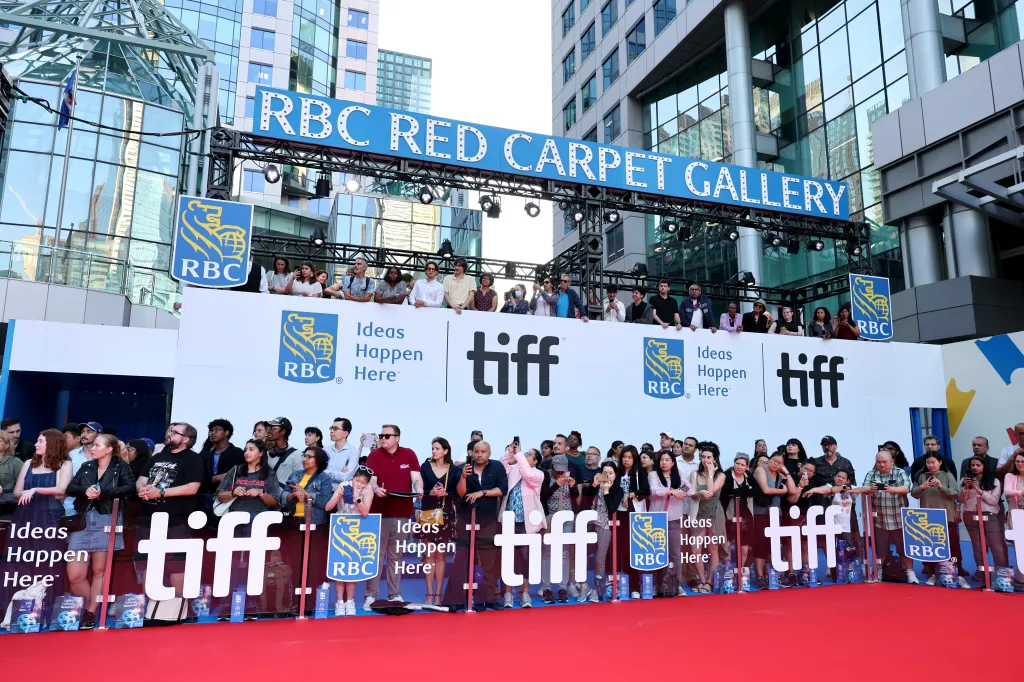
top-left (58, 67), bottom-right (77, 130)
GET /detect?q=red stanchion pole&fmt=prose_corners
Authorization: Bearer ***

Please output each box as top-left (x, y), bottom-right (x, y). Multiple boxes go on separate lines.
top-left (96, 498), bottom-right (120, 631)
top-left (734, 498), bottom-right (742, 593)
top-left (864, 495), bottom-right (877, 582)
top-left (297, 502), bottom-right (312, 619)
top-left (975, 504), bottom-right (991, 591)
top-left (465, 508), bottom-right (478, 613)
top-left (611, 512), bottom-right (619, 602)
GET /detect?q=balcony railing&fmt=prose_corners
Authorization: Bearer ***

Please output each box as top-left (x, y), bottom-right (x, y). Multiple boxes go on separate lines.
top-left (0, 239), bottom-right (134, 299)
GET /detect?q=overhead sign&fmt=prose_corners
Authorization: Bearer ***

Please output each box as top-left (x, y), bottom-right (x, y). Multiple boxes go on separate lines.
top-left (849, 274), bottom-right (893, 341)
top-left (253, 87), bottom-right (849, 221)
top-left (901, 508), bottom-right (951, 562)
top-left (171, 196), bottom-right (254, 288)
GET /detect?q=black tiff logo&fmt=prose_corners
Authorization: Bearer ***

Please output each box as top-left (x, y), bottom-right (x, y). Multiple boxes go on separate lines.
top-left (777, 353), bottom-right (844, 408)
top-left (467, 332), bottom-right (560, 396)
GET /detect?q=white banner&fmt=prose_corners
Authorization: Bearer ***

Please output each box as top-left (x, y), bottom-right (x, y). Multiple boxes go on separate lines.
top-left (173, 288), bottom-right (945, 476)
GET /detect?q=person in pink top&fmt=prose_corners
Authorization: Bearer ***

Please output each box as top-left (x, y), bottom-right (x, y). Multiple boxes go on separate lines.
top-left (499, 443), bottom-right (546, 608)
top-left (1004, 450), bottom-right (1024, 513)
top-left (719, 302), bottom-right (743, 333)
top-left (959, 455), bottom-right (1009, 578)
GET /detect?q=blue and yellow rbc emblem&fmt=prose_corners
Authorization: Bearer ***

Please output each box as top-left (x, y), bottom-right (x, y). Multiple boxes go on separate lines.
top-left (278, 310), bottom-right (337, 383)
top-left (849, 274), bottom-right (892, 341)
top-left (629, 512), bottom-right (669, 570)
top-left (171, 196), bottom-right (254, 288)
top-left (643, 338), bottom-right (684, 399)
top-left (326, 514), bottom-right (382, 582)
top-left (901, 508), bottom-right (951, 562)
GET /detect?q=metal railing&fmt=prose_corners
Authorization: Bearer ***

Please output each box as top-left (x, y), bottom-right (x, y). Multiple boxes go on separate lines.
top-left (0, 238), bottom-right (134, 298)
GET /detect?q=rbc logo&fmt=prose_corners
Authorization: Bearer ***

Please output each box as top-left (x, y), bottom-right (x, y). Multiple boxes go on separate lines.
top-left (326, 514), bottom-right (382, 582)
top-left (171, 196), bottom-right (254, 288)
top-left (278, 310), bottom-right (337, 383)
top-left (643, 338), bottom-right (684, 399)
top-left (902, 508), bottom-right (951, 562)
top-left (629, 512), bottom-right (669, 570)
top-left (850, 274), bottom-right (893, 341)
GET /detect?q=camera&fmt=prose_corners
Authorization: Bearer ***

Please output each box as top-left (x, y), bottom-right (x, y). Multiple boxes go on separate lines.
top-left (873, 483), bottom-right (886, 492)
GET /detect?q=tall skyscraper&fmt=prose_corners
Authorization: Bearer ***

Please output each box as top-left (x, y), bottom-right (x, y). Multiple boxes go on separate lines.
top-left (376, 49), bottom-right (432, 113)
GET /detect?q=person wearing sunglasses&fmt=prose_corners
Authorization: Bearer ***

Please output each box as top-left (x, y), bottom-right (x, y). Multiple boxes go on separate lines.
top-left (362, 424), bottom-right (423, 609)
top-left (280, 446), bottom-right (333, 609)
top-left (410, 262), bottom-right (445, 308)
top-left (554, 274), bottom-right (589, 321)
top-left (530, 278), bottom-right (559, 316)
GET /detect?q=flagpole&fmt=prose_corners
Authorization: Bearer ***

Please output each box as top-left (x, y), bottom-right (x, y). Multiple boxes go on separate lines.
top-left (51, 54), bottom-right (81, 282)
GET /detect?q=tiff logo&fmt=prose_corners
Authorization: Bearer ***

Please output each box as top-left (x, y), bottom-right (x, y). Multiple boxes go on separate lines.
top-left (466, 331), bottom-right (559, 396)
top-left (137, 510), bottom-right (282, 600)
top-left (494, 509), bottom-right (598, 586)
top-left (777, 353), bottom-right (844, 408)
top-left (764, 506), bottom-right (845, 572)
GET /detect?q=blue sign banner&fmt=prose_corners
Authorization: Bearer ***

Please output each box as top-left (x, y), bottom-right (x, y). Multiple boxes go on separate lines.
top-left (629, 511), bottom-right (669, 571)
top-left (254, 87), bottom-right (849, 221)
top-left (171, 195), bottom-right (254, 288)
top-left (326, 513), bottom-right (382, 583)
top-left (849, 274), bottom-right (893, 341)
top-left (901, 508), bottom-right (951, 562)
top-left (278, 310), bottom-right (338, 383)
top-left (643, 338), bottom-right (684, 399)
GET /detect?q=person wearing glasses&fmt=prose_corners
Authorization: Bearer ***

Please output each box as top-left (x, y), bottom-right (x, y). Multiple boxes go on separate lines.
top-left (410, 262), bottom-right (445, 308)
top-left (554, 274), bottom-right (589, 321)
top-left (325, 417), bottom-right (361, 489)
top-left (363, 424), bottom-right (423, 608)
top-left (741, 298), bottom-right (771, 333)
top-left (530, 277), bottom-right (559, 316)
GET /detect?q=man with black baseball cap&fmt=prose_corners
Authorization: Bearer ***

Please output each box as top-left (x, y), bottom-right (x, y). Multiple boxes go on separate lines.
top-left (266, 417), bottom-right (299, 495)
top-left (813, 435), bottom-right (856, 485)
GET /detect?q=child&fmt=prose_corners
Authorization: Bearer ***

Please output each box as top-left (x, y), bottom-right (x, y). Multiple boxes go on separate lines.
top-left (325, 465), bottom-right (374, 615)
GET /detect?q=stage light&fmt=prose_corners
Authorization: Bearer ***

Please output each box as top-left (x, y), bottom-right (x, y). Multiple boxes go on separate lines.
top-left (418, 186), bottom-right (434, 204)
top-left (525, 202), bottom-right (541, 218)
top-left (765, 231), bottom-right (782, 248)
top-left (480, 195), bottom-right (501, 218)
top-left (663, 220), bottom-right (679, 234)
top-left (310, 225), bottom-right (326, 247)
top-left (263, 164), bottom-right (280, 184)
top-left (557, 199), bottom-right (571, 211)
top-left (505, 262), bottom-right (516, 279)
top-left (604, 209), bottom-right (620, 223)
top-left (437, 238), bottom-right (454, 260)
top-left (314, 172), bottom-right (331, 198)
top-left (679, 224), bottom-right (692, 242)
top-left (786, 239), bottom-right (800, 254)
top-left (724, 226), bottom-right (739, 242)
top-left (345, 177), bottom-right (360, 193)
top-left (631, 262), bottom-right (648, 278)
top-left (571, 207), bottom-right (586, 224)
top-left (738, 271), bottom-right (755, 286)
top-left (809, 239), bottom-right (825, 252)
top-left (846, 241), bottom-right (862, 257)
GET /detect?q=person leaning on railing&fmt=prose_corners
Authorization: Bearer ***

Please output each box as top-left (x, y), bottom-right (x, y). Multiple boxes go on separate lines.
top-left (958, 455), bottom-right (1009, 579)
top-left (911, 452), bottom-right (967, 587)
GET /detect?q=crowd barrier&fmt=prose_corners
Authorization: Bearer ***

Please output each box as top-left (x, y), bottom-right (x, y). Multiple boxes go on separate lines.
top-left (1, 493), bottom-right (1020, 633)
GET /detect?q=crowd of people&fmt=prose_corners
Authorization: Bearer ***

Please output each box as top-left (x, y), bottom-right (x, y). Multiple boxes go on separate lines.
top-left (242, 255), bottom-right (863, 337)
top-left (1, 416), bottom-right (1022, 628)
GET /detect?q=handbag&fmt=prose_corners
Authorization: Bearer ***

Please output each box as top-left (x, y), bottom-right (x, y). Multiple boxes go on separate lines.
top-left (416, 466), bottom-right (449, 526)
top-left (212, 469), bottom-right (238, 517)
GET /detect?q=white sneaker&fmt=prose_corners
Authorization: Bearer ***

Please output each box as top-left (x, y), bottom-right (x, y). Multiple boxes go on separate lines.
top-left (587, 588), bottom-right (599, 603)
top-left (906, 571), bottom-right (920, 585)
top-left (677, 586), bottom-right (688, 597)
top-left (345, 600), bottom-right (356, 616)
top-left (389, 593), bottom-right (404, 602)
top-left (575, 583), bottom-right (589, 603)
top-left (926, 575), bottom-right (936, 586)
top-left (521, 592), bottom-right (533, 608)
top-left (567, 582), bottom-right (579, 599)
top-left (630, 591), bottom-right (641, 599)
top-left (334, 599), bottom-right (346, 616)
top-left (362, 596), bottom-right (375, 611)
top-left (958, 577), bottom-right (971, 589)
top-left (503, 592), bottom-right (515, 609)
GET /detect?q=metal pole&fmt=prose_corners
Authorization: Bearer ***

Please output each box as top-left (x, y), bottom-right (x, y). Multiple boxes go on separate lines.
top-left (865, 496), bottom-right (877, 582)
top-left (610, 512), bottom-right (618, 602)
top-left (734, 498), bottom-right (742, 593)
top-left (186, 63), bottom-right (209, 196)
top-left (975, 506), bottom-right (991, 591)
top-left (465, 509), bottom-right (478, 612)
top-left (297, 503), bottom-right (312, 619)
top-left (96, 498), bottom-right (120, 630)
top-left (52, 54), bottom-right (81, 280)
top-left (198, 67), bottom-right (220, 198)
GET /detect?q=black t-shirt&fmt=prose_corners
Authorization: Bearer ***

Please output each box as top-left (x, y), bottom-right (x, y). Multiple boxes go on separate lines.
top-left (142, 449), bottom-right (205, 524)
top-left (649, 294), bottom-right (679, 325)
top-left (794, 474), bottom-right (829, 513)
top-left (578, 465), bottom-right (602, 504)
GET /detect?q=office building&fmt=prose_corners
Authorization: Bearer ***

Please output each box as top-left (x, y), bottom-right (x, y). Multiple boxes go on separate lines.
top-left (377, 49), bottom-right (432, 112)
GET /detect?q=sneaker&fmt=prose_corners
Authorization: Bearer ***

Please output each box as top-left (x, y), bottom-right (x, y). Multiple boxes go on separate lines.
top-left (958, 577), bottom-right (971, 589)
top-left (926, 575), bottom-right (936, 586)
top-left (345, 600), bottom-right (356, 616)
top-left (906, 570), bottom-right (920, 585)
top-left (677, 585), bottom-right (687, 597)
top-left (542, 589), bottom-right (555, 604)
top-left (362, 596), bottom-right (375, 611)
top-left (587, 587), bottom-right (599, 603)
top-left (335, 599), bottom-right (346, 616)
top-left (756, 576), bottom-right (768, 590)
top-left (389, 593), bottom-right (404, 602)
top-left (576, 583), bottom-right (590, 603)
top-left (557, 587), bottom-right (569, 603)
top-left (521, 592), bottom-right (533, 608)
top-left (488, 601), bottom-right (504, 611)
top-left (567, 582), bottom-right (579, 599)
top-left (786, 572), bottom-right (798, 587)
top-left (504, 592), bottom-right (515, 609)
top-left (972, 570), bottom-right (984, 581)
top-left (630, 591), bottom-right (641, 599)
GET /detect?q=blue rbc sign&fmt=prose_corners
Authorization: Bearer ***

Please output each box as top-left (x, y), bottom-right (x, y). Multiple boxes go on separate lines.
top-left (171, 196), bottom-right (254, 288)
top-left (629, 512), bottom-right (669, 570)
top-left (849, 274), bottom-right (892, 341)
top-left (278, 310), bottom-right (337, 383)
top-left (643, 338), bottom-right (684, 399)
top-left (326, 514), bottom-right (382, 582)
top-left (901, 508), bottom-right (951, 562)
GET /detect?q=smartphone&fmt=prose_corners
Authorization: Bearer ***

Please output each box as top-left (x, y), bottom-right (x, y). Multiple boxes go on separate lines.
top-left (360, 432), bottom-right (375, 448)
top-left (513, 436), bottom-right (520, 448)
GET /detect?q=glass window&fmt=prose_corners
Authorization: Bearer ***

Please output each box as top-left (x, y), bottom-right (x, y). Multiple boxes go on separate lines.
top-left (582, 0), bottom-right (591, 10)
top-left (131, 170), bottom-right (175, 243)
top-left (583, 126), bottom-right (598, 142)
top-left (563, 48), bottom-right (576, 84)
top-left (10, 123), bottom-right (55, 154)
top-left (627, 18), bottom-right (646, 65)
top-left (602, 48), bottom-right (619, 89)
top-left (601, 0), bottom-right (618, 37)
top-left (606, 223), bottom-right (624, 261)
top-left (581, 22), bottom-right (596, 62)
top-left (878, 0), bottom-right (903, 60)
top-left (847, 7), bottom-right (880, 82)
top-left (243, 169), bottom-right (266, 193)
top-left (344, 70), bottom-right (367, 90)
top-left (13, 83), bottom-right (58, 125)
top-left (346, 39), bottom-right (368, 60)
top-left (603, 104), bottom-right (621, 142)
top-left (253, 0), bottom-right (277, 17)
top-left (562, 2), bottom-right (576, 37)
top-left (582, 73), bottom-right (598, 112)
top-left (251, 28), bottom-right (275, 51)
top-left (654, 0), bottom-right (676, 35)
top-left (139, 144), bottom-right (179, 176)
top-left (0, 151), bottom-right (50, 225)
top-left (244, 96), bottom-right (255, 119)
top-left (819, 28), bottom-right (851, 101)
top-left (563, 98), bottom-right (578, 133)
top-left (248, 62), bottom-right (272, 84)
top-left (46, 157), bottom-right (93, 230)
top-left (347, 9), bottom-right (369, 28)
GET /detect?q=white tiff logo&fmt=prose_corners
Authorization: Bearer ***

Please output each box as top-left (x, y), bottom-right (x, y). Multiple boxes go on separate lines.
top-left (764, 505), bottom-right (846, 572)
top-left (137, 511), bottom-right (283, 600)
top-left (494, 509), bottom-right (598, 586)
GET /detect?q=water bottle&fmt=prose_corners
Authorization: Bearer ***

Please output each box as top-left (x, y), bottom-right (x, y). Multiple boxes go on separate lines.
top-left (767, 566), bottom-right (780, 590)
top-left (641, 573), bottom-right (654, 599)
top-left (741, 566), bottom-right (752, 592)
top-left (604, 577), bottom-right (613, 601)
top-left (618, 573), bottom-right (630, 600)
top-left (722, 560), bottom-right (736, 594)
top-left (850, 558), bottom-right (863, 583)
top-left (808, 566), bottom-right (819, 588)
top-left (800, 567), bottom-right (810, 586)
top-left (938, 561), bottom-right (956, 588)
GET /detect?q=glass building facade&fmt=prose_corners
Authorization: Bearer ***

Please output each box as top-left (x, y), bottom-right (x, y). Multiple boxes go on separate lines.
top-left (290, 0), bottom-right (340, 97)
top-left (376, 49), bottom-right (432, 113)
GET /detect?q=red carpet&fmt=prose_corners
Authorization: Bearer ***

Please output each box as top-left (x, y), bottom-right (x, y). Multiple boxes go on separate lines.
top-left (2, 584), bottom-right (1016, 680)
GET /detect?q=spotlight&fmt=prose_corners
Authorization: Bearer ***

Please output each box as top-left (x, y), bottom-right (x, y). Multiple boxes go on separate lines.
top-left (765, 231), bottom-right (782, 248)
top-left (679, 224), bottom-right (692, 242)
top-left (663, 220), bottom-right (679, 234)
top-left (786, 238), bottom-right (800, 254)
top-left (479, 195), bottom-right (501, 218)
top-left (809, 239), bottom-right (825, 252)
top-left (263, 164), bottom-right (281, 184)
top-left (604, 209), bottom-right (620, 223)
top-left (505, 262), bottom-right (516, 279)
top-left (524, 202), bottom-right (541, 218)
top-left (845, 241), bottom-right (863, 257)
top-left (417, 185), bottom-right (434, 204)
top-left (437, 238), bottom-right (454, 260)
top-left (310, 225), bottom-right (326, 247)
top-left (724, 226), bottom-right (739, 242)
top-left (738, 270), bottom-right (755, 286)
top-left (571, 207), bottom-right (586, 224)
top-left (314, 172), bottom-right (331, 198)
top-left (630, 262), bottom-right (649, 278)
top-left (557, 199), bottom-right (571, 211)
top-left (344, 177), bottom-right (360, 193)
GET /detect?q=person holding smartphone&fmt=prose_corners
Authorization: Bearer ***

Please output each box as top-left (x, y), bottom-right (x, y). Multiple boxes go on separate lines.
top-left (959, 455), bottom-right (1009, 580)
top-left (855, 450), bottom-right (916, 583)
top-left (498, 440), bottom-right (545, 608)
top-left (584, 461), bottom-right (623, 602)
top-left (648, 451), bottom-right (689, 597)
top-left (910, 452), bottom-right (964, 585)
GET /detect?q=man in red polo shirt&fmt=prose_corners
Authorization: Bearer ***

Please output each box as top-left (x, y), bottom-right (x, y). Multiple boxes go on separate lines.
top-left (363, 423), bottom-right (423, 609)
